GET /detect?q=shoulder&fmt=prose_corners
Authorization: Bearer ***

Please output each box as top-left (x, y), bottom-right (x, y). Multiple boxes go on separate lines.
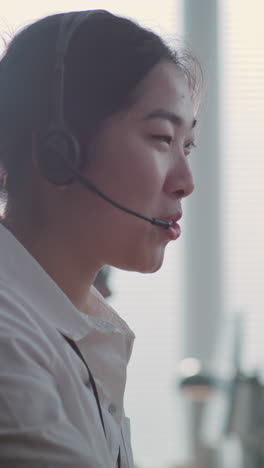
top-left (0, 281), bottom-right (62, 375)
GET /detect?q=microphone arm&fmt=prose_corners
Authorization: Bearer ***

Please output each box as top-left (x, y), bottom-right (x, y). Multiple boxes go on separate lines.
top-left (70, 168), bottom-right (172, 230)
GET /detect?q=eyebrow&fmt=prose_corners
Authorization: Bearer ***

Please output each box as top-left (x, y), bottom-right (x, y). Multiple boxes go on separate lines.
top-left (144, 109), bottom-right (197, 129)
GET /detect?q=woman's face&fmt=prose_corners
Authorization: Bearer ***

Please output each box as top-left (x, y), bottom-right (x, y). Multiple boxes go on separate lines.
top-left (71, 60), bottom-right (196, 273)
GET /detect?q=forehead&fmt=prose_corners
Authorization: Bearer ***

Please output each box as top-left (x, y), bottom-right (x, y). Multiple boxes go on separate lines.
top-left (129, 60), bottom-right (194, 120)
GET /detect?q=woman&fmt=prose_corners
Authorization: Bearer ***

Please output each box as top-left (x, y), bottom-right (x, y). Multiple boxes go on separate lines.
top-left (0, 9), bottom-right (201, 467)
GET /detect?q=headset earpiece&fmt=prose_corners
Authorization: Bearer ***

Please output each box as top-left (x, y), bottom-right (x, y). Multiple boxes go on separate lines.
top-left (38, 11), bottom-right (96, 186)
top-left (39, 126), bottom-right (81, 185)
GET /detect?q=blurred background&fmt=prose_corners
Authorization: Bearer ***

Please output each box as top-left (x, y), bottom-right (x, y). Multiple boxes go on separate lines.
top-left (1, 0), bottom-right (264, 466)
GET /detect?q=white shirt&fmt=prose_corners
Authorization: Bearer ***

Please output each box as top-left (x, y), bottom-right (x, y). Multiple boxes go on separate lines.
top-left (0, 223), bottom-right (135, 467)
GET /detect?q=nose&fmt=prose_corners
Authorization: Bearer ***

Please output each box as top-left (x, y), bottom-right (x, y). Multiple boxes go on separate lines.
top-left (165, 155), bottom-right (195, 199)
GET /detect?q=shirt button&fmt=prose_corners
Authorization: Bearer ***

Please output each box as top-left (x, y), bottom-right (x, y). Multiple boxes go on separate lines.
top-left (108, 403), bottom-right (117, 415)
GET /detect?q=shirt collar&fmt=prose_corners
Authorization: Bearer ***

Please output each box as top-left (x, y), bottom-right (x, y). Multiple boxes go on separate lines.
top-left (0, 223), bottom-right (135, 348)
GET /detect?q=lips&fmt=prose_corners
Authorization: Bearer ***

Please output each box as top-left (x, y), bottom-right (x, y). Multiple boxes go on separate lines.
top-left (162, 211), bottom-right (182, 225)
top-left (161, 211), bottom-right (182, 240)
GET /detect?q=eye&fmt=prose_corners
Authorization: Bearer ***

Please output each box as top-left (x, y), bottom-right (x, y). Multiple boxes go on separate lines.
top-left (184, 141), bottom-right (197, 155)
top-left (152, 135), bottom-right (173, 145)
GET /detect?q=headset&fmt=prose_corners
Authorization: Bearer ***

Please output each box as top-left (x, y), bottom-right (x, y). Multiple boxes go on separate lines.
top-left (38, 10), bottom-right (98, 185)
top-left (38, 10), bottom-right (172, 230)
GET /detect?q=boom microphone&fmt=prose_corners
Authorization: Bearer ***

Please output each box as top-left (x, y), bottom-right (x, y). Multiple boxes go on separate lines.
top-left (70, 167), bottom-right (172, 230)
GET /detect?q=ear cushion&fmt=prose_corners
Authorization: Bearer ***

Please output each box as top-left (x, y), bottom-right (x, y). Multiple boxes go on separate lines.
top-left (39, 127), bottom-right (81, 185)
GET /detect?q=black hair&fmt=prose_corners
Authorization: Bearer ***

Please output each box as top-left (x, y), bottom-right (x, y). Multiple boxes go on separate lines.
top-left (0, 10), bottom-right (202, 195)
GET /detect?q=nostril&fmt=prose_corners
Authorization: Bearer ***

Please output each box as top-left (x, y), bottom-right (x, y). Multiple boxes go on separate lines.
top-left (176, 189), bottom-right (185, 198)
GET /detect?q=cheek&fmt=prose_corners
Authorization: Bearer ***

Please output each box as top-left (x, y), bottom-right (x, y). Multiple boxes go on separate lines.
top-left (113, 143), bottom-right (168, 201)
top-left (86, 129), bottom-right (169, 209)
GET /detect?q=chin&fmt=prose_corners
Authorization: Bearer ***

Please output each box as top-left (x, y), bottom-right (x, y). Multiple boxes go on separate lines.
top-left (113, 243), bottom-right (166, 274)
top-left (136, 250), bottom-right (165, 274)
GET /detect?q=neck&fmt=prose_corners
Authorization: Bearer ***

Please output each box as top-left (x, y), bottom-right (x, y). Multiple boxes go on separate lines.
top-left (2, 209), bottom-right (101, 312)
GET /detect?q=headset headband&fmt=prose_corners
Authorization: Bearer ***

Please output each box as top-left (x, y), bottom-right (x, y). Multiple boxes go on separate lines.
top-left (52, 10), bottom-right (99, 127)
top-left (40, 9), bottom-right (109, 185)
top-left (56, 11), bottom-right (97, 59)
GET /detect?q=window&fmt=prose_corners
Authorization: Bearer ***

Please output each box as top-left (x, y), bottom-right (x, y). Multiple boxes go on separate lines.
top-left (222, 0), bottom-right (264, 374)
